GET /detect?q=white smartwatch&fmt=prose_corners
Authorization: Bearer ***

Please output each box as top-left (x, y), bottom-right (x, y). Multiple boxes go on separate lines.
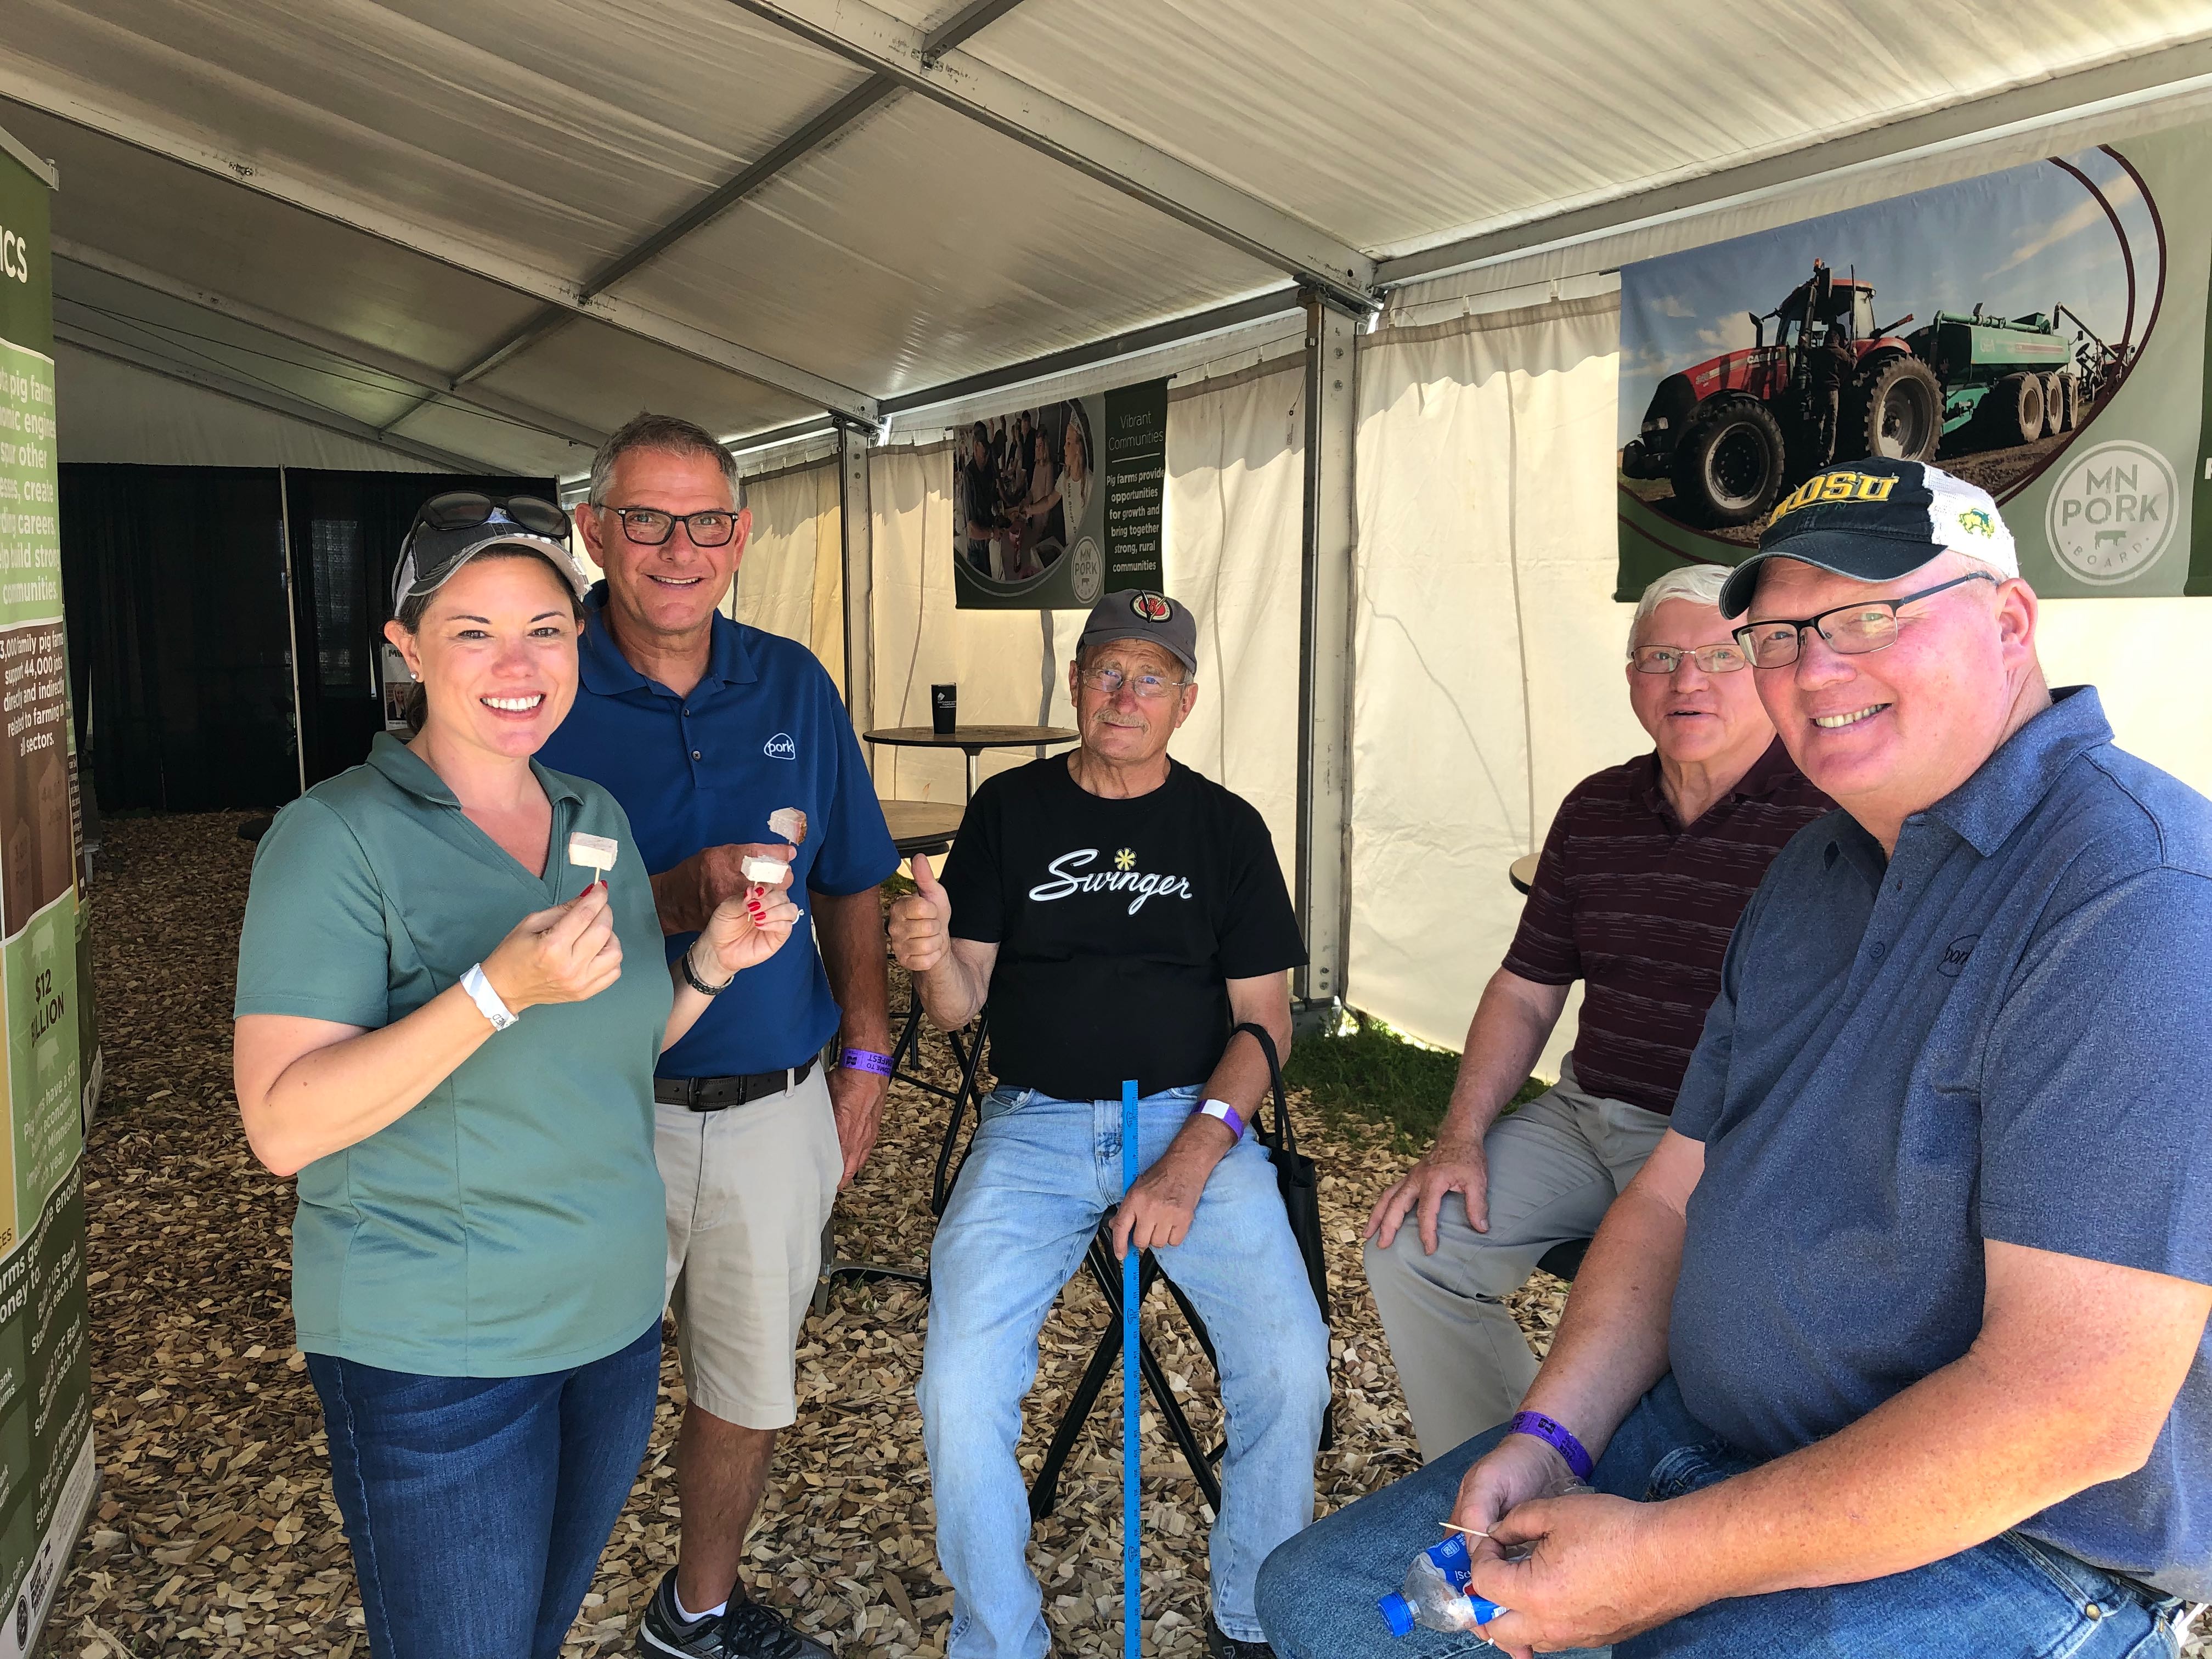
top-left (460, 963), bottom-right (518, 1032)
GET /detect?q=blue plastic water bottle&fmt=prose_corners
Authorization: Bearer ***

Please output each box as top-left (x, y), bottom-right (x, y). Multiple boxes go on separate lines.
top-left (1378, 1533), bottom-right (1508, 1638)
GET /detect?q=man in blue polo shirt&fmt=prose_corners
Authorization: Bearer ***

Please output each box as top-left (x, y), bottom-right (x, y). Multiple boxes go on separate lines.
top-left (1254, 459), bottom-right (2211, 1658)
top-left (538, 413), bottom-right (898, 1659)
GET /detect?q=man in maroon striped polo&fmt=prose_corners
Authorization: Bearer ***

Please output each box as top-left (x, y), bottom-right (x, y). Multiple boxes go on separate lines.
top-left (1363, 563), bottom-right (1833, 1460)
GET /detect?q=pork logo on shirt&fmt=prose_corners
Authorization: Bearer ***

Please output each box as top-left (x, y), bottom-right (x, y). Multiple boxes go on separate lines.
top-left (763, 732), bottom-right (797, 760)
top-left (1028, 848), bottom-right (1193, 915)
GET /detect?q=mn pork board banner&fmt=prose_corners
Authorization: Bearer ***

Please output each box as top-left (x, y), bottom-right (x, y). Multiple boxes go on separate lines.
top-left (953, 379), bottom-right (1166, 608)
top-left (0, 127), bottom-right (93, 1659)
top-left (1617, 120), bottom-right (2212, 599)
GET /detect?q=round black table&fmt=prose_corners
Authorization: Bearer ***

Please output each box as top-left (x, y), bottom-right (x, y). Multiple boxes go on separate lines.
top-left (880, 798), bottom-right (965, 859)
top-left (1509, 853), bottom-right (1539, 895)
top-left (864, 725), bottom-right (1079, 800)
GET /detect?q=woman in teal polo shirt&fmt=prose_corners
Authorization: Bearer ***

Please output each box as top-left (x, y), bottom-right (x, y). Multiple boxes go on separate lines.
top-left (232, 496), bottom-right (797, 1659)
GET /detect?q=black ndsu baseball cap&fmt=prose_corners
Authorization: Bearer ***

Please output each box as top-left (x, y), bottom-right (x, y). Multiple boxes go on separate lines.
top-left (1077, 589), bottom-right (1198, 676)
top-left (1718, 457), bottom-right (2018, 619)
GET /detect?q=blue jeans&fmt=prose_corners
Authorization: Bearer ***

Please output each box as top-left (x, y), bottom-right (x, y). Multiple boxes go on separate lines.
top-left (1256, 1375), bottom-right (2186, 1658)
top-left (919, 1085), bottom-right (1331, 1659)
top-left (307, 1322), bottom-right (662, 1659)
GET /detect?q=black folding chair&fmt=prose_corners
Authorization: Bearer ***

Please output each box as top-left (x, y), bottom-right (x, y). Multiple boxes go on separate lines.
top-left (924, 1018), bottom-right (1333, 1522)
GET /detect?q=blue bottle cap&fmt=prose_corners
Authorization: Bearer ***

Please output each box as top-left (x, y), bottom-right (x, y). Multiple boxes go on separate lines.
top-left (1378, 1592), bottom-right (1415, 1638)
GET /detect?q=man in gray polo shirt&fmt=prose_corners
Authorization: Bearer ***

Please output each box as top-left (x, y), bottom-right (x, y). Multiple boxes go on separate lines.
top-left (1254, 458), bottom-right (2211, 1657)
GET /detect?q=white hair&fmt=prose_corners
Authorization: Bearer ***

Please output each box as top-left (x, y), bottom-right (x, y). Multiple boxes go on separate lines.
top-left (1629, 564), bottom-right (1732, 652)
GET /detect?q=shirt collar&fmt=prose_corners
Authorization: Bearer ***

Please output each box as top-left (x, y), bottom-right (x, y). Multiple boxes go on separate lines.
top-left (364, 730), bottom-right (584, 809)
top-left (1635, 735), bottom-right (1799, 816)
top-left (1921, 684), bottom-right (2112, 857)
top-left (575, 581), bottom-right (758, 698)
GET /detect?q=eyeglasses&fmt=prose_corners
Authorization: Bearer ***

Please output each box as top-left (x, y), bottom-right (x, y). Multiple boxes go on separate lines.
top-left (1080, 666), bottom-right (1189, 700)
top-left (411, 491), bottom-right (571, 543)
top-left (596, 505), bottom-right (740, 548)
top-left (1630, 643), bottom-right (1750, 675)
top-left (1732, 573), bottom-right (1996, 669)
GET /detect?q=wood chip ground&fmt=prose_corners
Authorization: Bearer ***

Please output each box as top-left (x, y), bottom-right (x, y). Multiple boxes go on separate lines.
top-left (40, 814), bottom-right (2209, 1658)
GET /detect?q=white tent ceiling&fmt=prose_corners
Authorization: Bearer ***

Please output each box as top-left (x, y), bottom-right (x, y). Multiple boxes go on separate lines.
top-left (5, 0), bottom-right (2212, 478)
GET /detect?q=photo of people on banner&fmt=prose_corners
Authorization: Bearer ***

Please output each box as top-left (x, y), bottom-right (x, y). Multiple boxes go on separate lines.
top-left (953, 379), bottom-right (1167, 610)
top-left (1615, 126), bottom-right (2212, 600)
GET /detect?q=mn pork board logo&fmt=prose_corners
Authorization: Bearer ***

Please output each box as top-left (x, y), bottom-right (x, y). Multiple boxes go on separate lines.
top-left (1069, 537), bottom-right (1103, 603)
top-left (763, 732), bottom-right (796, 760)
top-left (2044, 440), bottom-right (2178, 585)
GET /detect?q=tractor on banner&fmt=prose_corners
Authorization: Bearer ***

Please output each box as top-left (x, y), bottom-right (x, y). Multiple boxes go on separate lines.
top-left (1622, 261), bottom-right (2115, 527)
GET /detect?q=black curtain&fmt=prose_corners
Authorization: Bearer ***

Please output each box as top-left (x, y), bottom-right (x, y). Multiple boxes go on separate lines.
top-left (59, 465), bottom-right (561, 813)
top-left (60, 465), bottom-right (296, 812)
top-left (284, 469), bottom-right (556, 787)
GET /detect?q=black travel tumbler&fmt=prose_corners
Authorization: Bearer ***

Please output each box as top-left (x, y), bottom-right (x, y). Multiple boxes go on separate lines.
top-left (932, 684), bottom-right (958, 735)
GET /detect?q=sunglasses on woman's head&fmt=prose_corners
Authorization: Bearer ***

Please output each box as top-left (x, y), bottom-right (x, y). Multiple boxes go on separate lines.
top-left (409, 492), bottom-right (572, 543)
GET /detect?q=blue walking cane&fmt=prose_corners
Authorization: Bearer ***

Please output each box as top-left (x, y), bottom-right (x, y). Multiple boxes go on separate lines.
top-left (1121, 1077), bottom-right (1141, 1659)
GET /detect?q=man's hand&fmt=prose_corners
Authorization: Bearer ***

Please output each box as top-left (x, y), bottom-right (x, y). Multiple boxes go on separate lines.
top-left (651, 842), bottom-right (795, 936)
top-left (888, 854), bottom-right (952, 972)
top-left (1110, 1124), bottom-right (1234, 1259)
top-left (1367, 1133), bottom-right (1491, 1252)
top-left (828, 1062), bottom-right (888, 1188)
top-left (1465, 1492), bottom-right (1681, 1659)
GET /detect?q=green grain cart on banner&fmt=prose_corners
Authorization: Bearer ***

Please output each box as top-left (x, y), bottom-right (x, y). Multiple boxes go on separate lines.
top-left (1903, 308), bottom-right (2082, 448)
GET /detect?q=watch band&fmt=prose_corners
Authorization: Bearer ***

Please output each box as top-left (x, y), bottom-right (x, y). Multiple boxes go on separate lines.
top-left (681, 941), bottom-right (737, 997)
top-left (840, 1048), bottom-right (893, 1076)
top-left (1199, 1098), bottom-right (1247, 1139)
top-left (459, 963), bottom-right (518, 1032)
top-left (1508, 1409), bottom-right (1594, 1482)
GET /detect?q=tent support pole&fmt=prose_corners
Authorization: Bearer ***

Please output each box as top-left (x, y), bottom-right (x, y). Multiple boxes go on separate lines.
top-left (1293, 291), bottom-right (1357, 1024)
top-left (834, 420), bottom-right (876, 745)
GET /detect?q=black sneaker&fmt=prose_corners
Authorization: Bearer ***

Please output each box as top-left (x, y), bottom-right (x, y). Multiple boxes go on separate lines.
top-left (637, 1568), bottom-right (832, 1659)
top-left (1206, 1611), bottom-right (1276, 1659)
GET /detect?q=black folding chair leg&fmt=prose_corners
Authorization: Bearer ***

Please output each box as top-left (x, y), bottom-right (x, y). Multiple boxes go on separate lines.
top-left (1028, 1308), bottom-right (1125, 1522)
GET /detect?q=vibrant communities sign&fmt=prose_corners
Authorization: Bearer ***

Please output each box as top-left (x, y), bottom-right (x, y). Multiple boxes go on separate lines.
top-left (0, 128), bottom-right (92, 1659)
top-left (1616, 119), bottom-right (2212, 599)
top-left (952, 378), bottom-right (1167, 610)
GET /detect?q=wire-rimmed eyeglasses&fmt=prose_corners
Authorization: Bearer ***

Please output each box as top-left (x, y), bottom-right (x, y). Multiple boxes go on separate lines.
top-left (1731, 573), bottom-right (1995, 669)
top-left (1629, 643), bottom-right (1750, 675)
top-left (1079, 666), bottom-right (1190, 701)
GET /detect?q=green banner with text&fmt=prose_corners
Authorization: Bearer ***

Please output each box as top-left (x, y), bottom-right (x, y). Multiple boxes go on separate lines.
top-left (0, 130), bottom-right (92, 1659)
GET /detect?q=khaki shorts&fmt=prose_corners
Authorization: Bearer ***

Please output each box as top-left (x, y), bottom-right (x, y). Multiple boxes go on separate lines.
top-left (656, 1064), bottom-right (842, 1429)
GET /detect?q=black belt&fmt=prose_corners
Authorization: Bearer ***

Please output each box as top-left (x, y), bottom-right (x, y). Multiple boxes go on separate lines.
top-left (654, 1057), bottom-right (815, 1112)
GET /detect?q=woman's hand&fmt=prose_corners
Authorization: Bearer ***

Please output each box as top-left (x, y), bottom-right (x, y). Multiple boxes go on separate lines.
top-left (481, 883), bottom-right (623, 1012)
top-left (696, 863), bottom-right (800, 980)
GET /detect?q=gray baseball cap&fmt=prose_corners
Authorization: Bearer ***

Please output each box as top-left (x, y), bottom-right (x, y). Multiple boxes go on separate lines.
top-left (1077, 589), bottom-right (1198, 677)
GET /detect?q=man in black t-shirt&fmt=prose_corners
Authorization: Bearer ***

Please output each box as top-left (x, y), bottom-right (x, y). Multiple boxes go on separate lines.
top-left (891, 591), bottom-right (1325, 1659)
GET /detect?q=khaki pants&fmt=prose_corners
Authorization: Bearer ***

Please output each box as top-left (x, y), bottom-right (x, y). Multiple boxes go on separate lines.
top-left (655, 1065), bottom-right (843, 1429)
top-left (1362, 1058), bottom-right (1668, 1461)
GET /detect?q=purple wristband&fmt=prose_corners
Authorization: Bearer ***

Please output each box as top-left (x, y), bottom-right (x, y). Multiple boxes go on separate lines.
top-left (839, 1047), bottom-right (893, 1076)
top-left (1508, 1409), bottom-right (1594, 1482)
top-left (1199, 1098), bottom-right (1247, 1139)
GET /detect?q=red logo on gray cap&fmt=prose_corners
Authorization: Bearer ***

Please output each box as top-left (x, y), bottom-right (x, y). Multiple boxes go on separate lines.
top-left (1131, 592), bottom-right (1172, 622)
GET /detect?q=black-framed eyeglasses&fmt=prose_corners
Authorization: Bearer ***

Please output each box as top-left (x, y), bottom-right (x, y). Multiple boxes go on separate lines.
top-left (1079, 666), bottom-right (1189, 701)
top-left (411, 490), bottom-right (571, 543)
top-left (1630, 642), bottom-right (1750, 675)
top-left (1731, 572), bottom-right (1996, 669)
top-left (595, 505), bottom-right (740, 548)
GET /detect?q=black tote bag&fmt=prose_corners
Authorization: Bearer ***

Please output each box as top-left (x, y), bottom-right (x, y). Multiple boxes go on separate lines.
top-left (1232, 1022), bottom-right (1329, 1322)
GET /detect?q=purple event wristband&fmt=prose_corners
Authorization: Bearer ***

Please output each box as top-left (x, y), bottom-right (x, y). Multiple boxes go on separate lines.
top-left (1199, 1098), bottom-right (1247, 1139)
top-left (840, 1048), bottom-right (893, 1076)
top-left (1509, 1409), bottom-right (1594, 1482)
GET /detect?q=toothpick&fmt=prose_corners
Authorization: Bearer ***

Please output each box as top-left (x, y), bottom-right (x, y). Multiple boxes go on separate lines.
top-left (1439, 1521), bottom-right (1491, 1538)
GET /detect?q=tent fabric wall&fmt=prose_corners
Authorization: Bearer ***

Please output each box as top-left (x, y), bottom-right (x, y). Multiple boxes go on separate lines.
top-left (1161, 360), bottom-right (1306, 870)
top-left (1350, 295), bottom-right (1633, 1070)
top-left (53, 343), bottom-right (444, 472)
top-left (728, 459), bottom-right (844, 690)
